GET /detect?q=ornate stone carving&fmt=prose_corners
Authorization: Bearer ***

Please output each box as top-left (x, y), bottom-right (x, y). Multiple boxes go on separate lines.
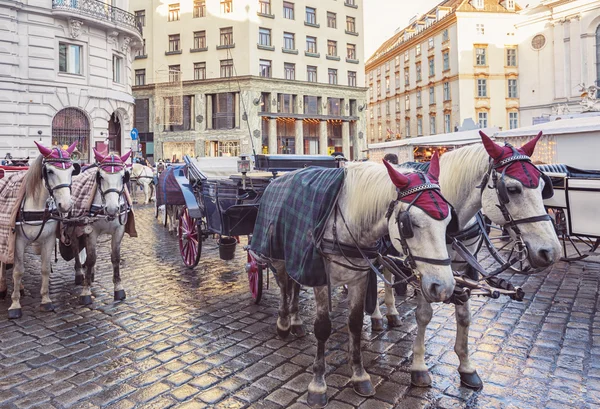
top-left (121, 36), bottom-right (132, 53)
top-left (107, 31), bottom-right (119, 46)
top-left (69, 19), bottom-right (83, 38)
top-left (578, 83), bottom-right (600, 112)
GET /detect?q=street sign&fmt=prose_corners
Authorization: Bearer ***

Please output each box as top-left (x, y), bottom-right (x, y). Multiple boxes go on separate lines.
top-left (130, 128), bottom-right (139, 140)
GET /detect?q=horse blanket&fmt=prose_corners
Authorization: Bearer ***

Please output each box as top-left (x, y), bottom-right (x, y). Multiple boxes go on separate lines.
top-left (250, 167), bottom-right (345, 287)
top-left (0, 172), bottom-right (28, 264)
top-left (156, 165), bottom-right (186, 208)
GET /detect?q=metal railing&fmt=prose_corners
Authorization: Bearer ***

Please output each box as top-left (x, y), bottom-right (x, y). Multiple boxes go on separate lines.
top-left (52, 0), bottom-right (142, 36)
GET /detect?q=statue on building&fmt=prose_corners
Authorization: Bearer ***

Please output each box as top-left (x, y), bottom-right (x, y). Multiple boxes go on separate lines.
top-left (578, 83), bottom-right (600, 112)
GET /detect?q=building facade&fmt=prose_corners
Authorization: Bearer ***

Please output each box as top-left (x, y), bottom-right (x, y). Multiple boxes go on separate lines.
top-left (130, 0), bottom-right (367, 161)
top-left (365, 0), bottom-right (520, 144)
top-left (516, 0), bottom-right (600, 125)
top-left (0, 0), bottom-right (143, 162)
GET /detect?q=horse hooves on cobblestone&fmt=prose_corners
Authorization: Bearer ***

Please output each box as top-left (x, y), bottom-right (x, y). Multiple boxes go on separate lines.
top-left (291, 324), bottom-right (306, 337)
top-left (411, 370), bottom-right (432, 387)
top-left (353, 380), bottom-right (375, 397)
top-left (75, 275), bottom-right (84, 285)
top-left (8, 308), bottom-right (22, 319)
top-left (306, 391), bottom-right (328, 409)
top-left (387, 314), bottom-right (402, 327)
top-left (79, 295), bottom-right (93, 305)
top-left (114, 290), bottom-right (126, 301)
top-left (277, 326), bottom-right (291, 339)
top-left (40, 303), bottom-right (55, 312)
top-left (371, 318), bottom-right (384, 331)
top-left (459, 371), bottom-right (483, 391)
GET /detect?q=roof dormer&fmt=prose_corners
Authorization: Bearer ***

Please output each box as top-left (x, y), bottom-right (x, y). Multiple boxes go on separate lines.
top-left (501, 0), bottom-right (515, 10)
top-left (472, 0), bottom-right (485, 10)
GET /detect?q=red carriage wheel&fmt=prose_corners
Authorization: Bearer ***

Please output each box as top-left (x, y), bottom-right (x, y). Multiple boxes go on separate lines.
top-left (246, 250), bottom-right (263, 304)
top-left (178, 206), bottom-right (201, 268)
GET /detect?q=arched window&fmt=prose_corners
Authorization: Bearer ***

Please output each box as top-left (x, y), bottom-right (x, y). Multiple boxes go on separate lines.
top-left (596, 24), bottom-right (600, 95)
top-left (52, 108), bottom-right (89, 161)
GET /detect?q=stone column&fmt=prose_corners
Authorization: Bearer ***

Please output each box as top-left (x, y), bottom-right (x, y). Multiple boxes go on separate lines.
top-left (295, 119), bottom-right (304, 155)
top-left (206, 95), bottom-right (213, 130)
top-left (268, 118), bottom-right (278, 154)
top-left (342, 121), bottom-right (350, 160)
top-left (235, 93), bottom-right (241, 128)
top-left (319, 120), bottom-right (328, 155)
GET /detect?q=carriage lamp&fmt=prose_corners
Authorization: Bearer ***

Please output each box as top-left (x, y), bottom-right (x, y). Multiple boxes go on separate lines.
top-left (238, 155), bottom-right (251, 189)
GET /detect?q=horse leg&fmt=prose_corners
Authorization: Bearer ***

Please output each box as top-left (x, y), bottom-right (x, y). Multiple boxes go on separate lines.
top-left (411, 293), bottom-right (433, 387)
top-left (73, 236), bottom-right (84, 285)
top-left (384, 269), bottom-right (402, 328)
top-left (371, 299), bottom-right (384, 331)
top-left (8, 239), bottom-right (26, 319)
top-left (143, 183), bottom-right (149, 205)
top-left (112, 229), bottom-right (126, 301)
top-left (0, 262), bottom-right (6, 299)
top-left (348, 279), bottom-right (375, 397)
top-left (79, 233), bottom-right (97, 305)
top-left (290, 281), bottom-right (305, 337)
top-left (39, 237), bottom-right (56, 311)
top-left (307, 286), bottom-right (331, 408)
top-left (276, 266), bottom-right (291, 339)
top-left (455, 300), bottom-right (483, 390)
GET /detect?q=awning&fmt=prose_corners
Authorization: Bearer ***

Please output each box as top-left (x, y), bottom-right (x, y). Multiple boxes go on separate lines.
top-left (495, 116), bottom-right (600, 138)
top-left (368, 127), bottom-right (498, 150)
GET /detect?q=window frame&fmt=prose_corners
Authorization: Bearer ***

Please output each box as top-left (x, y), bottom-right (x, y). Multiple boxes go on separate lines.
top-left (328, 68), bottom-right (338, 85)
top-left (442, 51), bottom-right (450, 71)
top-left (193, 0), bottom-right (206, 18)
top-left (477, 78), bottom-right (487, 98)
top-left (168, 34), bottom-right (181, 52)
top-left (327, 40), bottom-right (337, 57)
top-left (58, 42), bottom-right (83, 75)
top-left (220, 59), bottom-right (234, 78)
top-left (478, 111), bottom-right (488, 128)
top-left (283, 1), bottom-right (294, 19)
top-left (306, 36), bottom-right (317, 53)
top-left (112, 54), bottom-right (123, 83)
top-left (135, 10), bottom-right (145, 27)
top-left (327, 12), bottom-right (337, 28)
top-left (347, 43), bottom-right (356, 60)
top-left (508, 78), bottom-right (518, 98)
top-left (259, 59), bottom-right (272, 78)
top-left (346, 16), bottom-right (356, 33)
top-left (506, 48), bottom-right (517, 67)
top-left (194, 62), bottom-right (206, 80)
top-left (220, 27), bottom-right (233, 46)
top-left (193, 31), bottom-right (206, 49)
top-left (168, 3), bottom-right (180, 22)
top-left (135, 68), bottom-right (145, 86)
top-left (348, 71), bottom-right (357, 87)
top-left (475, 47), bottom-right (487, 66)
top-left (306, 7), bottom-right (317, 25)
top-left (443, 82), bottom-right (451, 101)
top-left (307, 65), bottom-right (317, 82)
top-left (259, 27), bottom-right (272, 46)
top-left (284, 62), bottom-right (296, 80)
top-left (221, 0), bottom-right (233, 14)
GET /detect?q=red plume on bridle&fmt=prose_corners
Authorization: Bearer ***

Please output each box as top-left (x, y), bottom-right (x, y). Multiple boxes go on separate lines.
top-left (383, 159), bottom-right (410, 189)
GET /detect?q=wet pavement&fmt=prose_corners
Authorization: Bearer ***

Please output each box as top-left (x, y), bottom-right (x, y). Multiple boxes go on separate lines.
top-left (1, 205), bottom-right (599, 409)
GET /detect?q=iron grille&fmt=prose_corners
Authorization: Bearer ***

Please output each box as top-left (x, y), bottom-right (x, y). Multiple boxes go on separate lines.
top-left (52, 108), bottom-right (90, 160)
top-left (52, 0), bottom-right (143, 36)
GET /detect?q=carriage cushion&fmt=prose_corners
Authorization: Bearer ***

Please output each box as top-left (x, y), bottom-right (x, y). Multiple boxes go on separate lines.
top-left (0, 171), bottom-right (28, 264)
top-left (250, 167), bottom-right (346, 287)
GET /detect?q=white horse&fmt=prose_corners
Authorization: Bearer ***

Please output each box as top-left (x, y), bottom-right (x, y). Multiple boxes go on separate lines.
top-left (253, 159), bottom-right (455, 407)
top-left (131, 163), bottom-right (155, 205)
top-left (1, 142), bottom-right (77, 319)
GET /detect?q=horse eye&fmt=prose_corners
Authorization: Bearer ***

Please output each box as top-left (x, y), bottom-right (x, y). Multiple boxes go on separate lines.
top-left (46, 169), bottom-right (54, 175)
top-left (507, 186), bottom-right (522, 194)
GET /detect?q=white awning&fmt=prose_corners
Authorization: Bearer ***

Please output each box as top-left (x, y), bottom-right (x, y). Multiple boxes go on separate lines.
top-left (495, 116), bottom-right (600, 138)
top-left (368, 127), bottom-right (498, 150)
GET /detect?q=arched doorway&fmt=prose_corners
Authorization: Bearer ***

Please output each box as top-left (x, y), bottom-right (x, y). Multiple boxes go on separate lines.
top-left (108, 112), bottom-right (122, 154)
top-left (52, 107), bottom-right (90, 162)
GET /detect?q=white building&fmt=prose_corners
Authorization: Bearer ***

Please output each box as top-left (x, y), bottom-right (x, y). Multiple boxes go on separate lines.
top-left (0, 0), bottom-right (143, 162)
top-left (516, 0), bottom-right (600, 125)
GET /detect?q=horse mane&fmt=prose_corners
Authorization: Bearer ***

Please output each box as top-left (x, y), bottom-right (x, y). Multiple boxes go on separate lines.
top-left (24, 155), bottom-right (45, 201)
top-left (438, 144), bottom-right (489, 205)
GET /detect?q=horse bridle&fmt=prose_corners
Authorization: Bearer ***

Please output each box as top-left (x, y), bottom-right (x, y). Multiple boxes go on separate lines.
top-left (42, 157), bottom-right (74, 202)
top-left (94, 161), bottom-right (130, 222)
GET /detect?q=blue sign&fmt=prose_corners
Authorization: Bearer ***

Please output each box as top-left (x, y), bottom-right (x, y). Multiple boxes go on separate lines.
top-left (130, 128), bottom-right (139, 140)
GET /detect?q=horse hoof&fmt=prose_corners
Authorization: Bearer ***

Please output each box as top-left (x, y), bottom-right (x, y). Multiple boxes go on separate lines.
top-left (277, 326), bottom-right (291, 339)
top-left (371, 318), bottom-right (384, 331)
top-left (114, 290), bottom-right (126, 301)
top-left (8, 308), bottom-right (22, 319)
top-left (0, 290), bottom-right (6, 300)
top-left (411, 371), bottom-right (432, 387)
top-left (386, 314), bottom-right (402, 328)
top-left (20, 289), bottom-right (25, 297)
top-left (74, 275), bottom-right (84, 285)
top-left (291, 324), bottom-right (306, 337)
top-left (79, 295), bottom-right (92, 305)
top-left (459, 371), bottom-right (483, 391)
top-left (40, 303), bottom-right (55, 312)
top-left (306, 391), bottom-right (328, 409)
top-left (353, 380), bottom-right (375, 397)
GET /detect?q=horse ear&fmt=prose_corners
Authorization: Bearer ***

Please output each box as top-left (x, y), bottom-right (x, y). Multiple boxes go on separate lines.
top-left (93, 148), bottom-right (104, 163)
top-left (34, 141), bottom-right (53, 157)
top-left (383, 160), bottom-right (410, 189)
top-left (428, 151), bottom-right (440, 181)
top-left (479, 130), bottom-right (504, 160)
top-left (520, 131), bottom-right (543, 157)
top-left (120, 150), bottom-right (132, 163)
top-left (65, 142), bottom-right (77, 155)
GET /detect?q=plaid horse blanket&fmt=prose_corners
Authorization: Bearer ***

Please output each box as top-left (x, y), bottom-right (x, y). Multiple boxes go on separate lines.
top-left (0, 172), bottom-right (28, 264)
top-left (250, 167), bottom-right (345, 287)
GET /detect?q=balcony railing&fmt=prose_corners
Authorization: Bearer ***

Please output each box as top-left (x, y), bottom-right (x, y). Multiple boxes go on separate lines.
top-left (52, 0), bottom-right (142, 36)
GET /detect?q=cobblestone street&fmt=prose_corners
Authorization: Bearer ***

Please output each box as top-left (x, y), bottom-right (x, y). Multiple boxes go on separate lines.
top-left (0, 205), bottom-right (599, 409)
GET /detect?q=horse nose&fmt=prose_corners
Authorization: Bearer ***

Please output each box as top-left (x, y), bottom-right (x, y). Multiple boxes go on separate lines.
top-left (428, 282), bottom-right (441, 300)
top-left (537, 248), bottom-right (556, 267)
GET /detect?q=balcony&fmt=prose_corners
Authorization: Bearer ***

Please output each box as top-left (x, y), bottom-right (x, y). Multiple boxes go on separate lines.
top-left (52, 0), bottom-right (143, 40)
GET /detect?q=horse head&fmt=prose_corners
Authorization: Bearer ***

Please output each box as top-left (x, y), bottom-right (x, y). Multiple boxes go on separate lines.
top-left (383, 155), bottom-right (455, 303)
top-left (34, 141), bottom-right (77, 213)
top-left (93, 149), bottom-right (131, 217)
top-left (479, 131), bottom-right (560, 268)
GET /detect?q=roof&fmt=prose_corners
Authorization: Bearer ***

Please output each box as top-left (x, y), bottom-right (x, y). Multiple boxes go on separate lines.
top-left (495, 116), bottom-right (600, 138)
top-left (369, 127), bottom-right (499, 149)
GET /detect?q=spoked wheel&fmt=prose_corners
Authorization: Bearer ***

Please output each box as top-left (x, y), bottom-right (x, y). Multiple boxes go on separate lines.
top-left (246, 237), bottom-right (264, 304)
top-left (551, 208), bottom-right (600, 261)
top-left (178, 206), bottom-right (201, 268)
top-left (479, 219), bottom-right (532, 274)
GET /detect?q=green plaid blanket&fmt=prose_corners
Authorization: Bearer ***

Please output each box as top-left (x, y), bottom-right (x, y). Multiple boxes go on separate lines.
top-left (250, 167), bottom-right (345, 287)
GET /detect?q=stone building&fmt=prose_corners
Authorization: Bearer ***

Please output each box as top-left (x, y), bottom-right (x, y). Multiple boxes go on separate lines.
top-left (0, 0), bottom-right (143, 162)
top-left (129, 0), bottom-right (367, 161)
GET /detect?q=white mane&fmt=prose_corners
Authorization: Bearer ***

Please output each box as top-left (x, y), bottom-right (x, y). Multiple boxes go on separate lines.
top-left (438, 144), bottom-right (489, 206)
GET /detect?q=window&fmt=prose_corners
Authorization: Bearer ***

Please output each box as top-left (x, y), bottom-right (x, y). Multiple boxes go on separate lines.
top-left (135, 10), bottom-right (145, 27)
top-left (169, 34), bottom-right (180, 52)
top-left (404, 51), bottom-right (409, 62)
top-left (259, 28), bottom-right (271, 46)
top-left (404, 67), bottom-right (409, 86)
top-left (328, 68), bottom-right (337, 85)
top-left (442, 29), bottom-right (449, 42)
top-left (306, 36), bottom-right (317, 53)
top-left (194, 62), bottom-right (206, 80)
top-left (212, 93), bottom-right (236, 130)
top-left (220, 27), bottom-right (233, 46)
top-left (134, 99), bottom-right (150, 134)
top-left (58, 43), bottom-right (82, 75)
top-left (259, 0), bottom-right (271, 15)
top-left (395, 72), bottom-right (400, 89)
top-left (443, 51), bottom-right (449, 71)
top-left (416, 90), bottom-right (422, 107)
top-left (168, 3), bottom-right (180, 21)
top-left (416, 44), bottom-right (421, 56)
top-left (395, 97), bottom-right (400, 112)
top-left (428, 58), bottom-right (435, 77)
top-left (221, 0), bottom-right (232, 13)
top-left (385, 77), bottom-right (390, 93)
top-left (395, 55), bottom-right (400, 66)
top-left (194, 0), bottom-right (206, 17)
top-left (474, 0), bottom-right (484, 10)
top-left (416, 62), bottom-right (422, 82)
top-left (443, 82), bottom-right (450, 100)
top-left (168, 65), bottom-right (180, 82)
top-left (405, 95), bottom-right (410, 110)
top-left (430, 116), bottom-right (436, 134)
top-left (377, 82), bottom-right (381, 96)
top-left (417, 117), bottom-right (423, 136)
top-left (476, 24), bottom-right (485, 35)
top-left (112, 55), bottom-right (122, 83)
top-left (475, 48), bottom-right (486, 66)
top-left (135, 69), bottom-right (145, 86)
top-left (346, 16), bottom-right (356, 33)
top-left (306, 7), bottom-right (316, 25)
top-left (284, 63), bottom-right (295, 80)
top-left (386, 101), bottom-right (390, 115)
top-left (508, 79), bottom-right (518, 98)
top-left (509, 112), bottom-right (518, 129)
top-left (385, 62), bottom-right (390, 72)
top-left (284, 1), bottom-right (294, 19)
top-left (327, 40), bottom-right (337, 57)
top-left (429, 86), bottom-right (435, 104)
top-left (278, 94), bottom-right (294, 114)
top-left (506, 48), bottom-right (517, 67)
top-left (348, 71), bottom-right (356, 87)
top-left (307, 66), bottom-right (317, 82)
top-left (405, 120), bottom-right (410, 137)
top-left (507, 0), bottom-right (515, 9)
top-left (428, 37), bottom-right (434, 49)
top-left (220, 59), bottom-right (234, 77)
top-left (194, 31), bottom-right (206, 49)
top-left (477, 79), bottom-right (487, 97)
top-left (478, 112), bottom-right (488, 128)
top-left (281, 33), bottom-right (294, 51)
top-left (532, 34), bottom-right (546, 50)
top-left (347, 44), bottom-right (356, 60)
top-left (259, 60), bottom-right (271, 77)
top-left (136, 39), bottom-right (147, 57)
top-left (444, 114), bottom-right (451, 133)
top-left (327, 12), bottom-right (336, 28)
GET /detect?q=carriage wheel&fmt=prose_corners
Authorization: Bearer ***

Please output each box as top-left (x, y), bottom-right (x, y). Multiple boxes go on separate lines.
top-left (178, 207), bottom-right (201, 268)
top-left (479, 219), bottom-right (532, 274)
top-left (551, 208), bottom-right (600, 262)
top-left (246, 251), bottom-right (263, 304)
